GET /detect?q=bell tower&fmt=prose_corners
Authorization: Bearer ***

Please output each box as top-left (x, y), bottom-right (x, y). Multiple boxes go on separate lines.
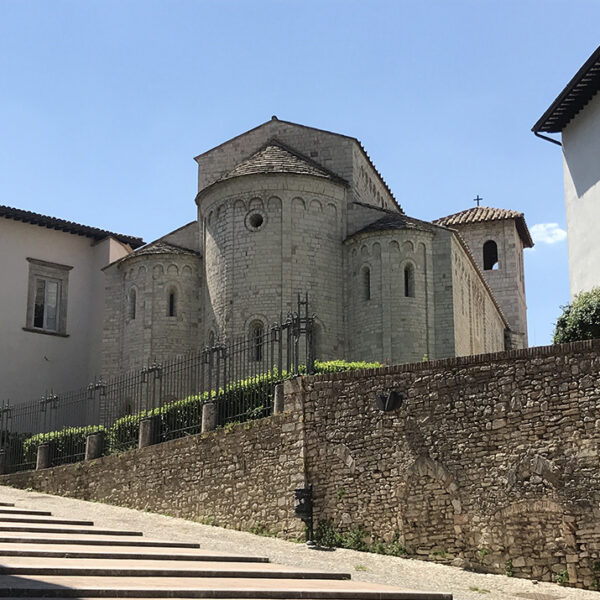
top-left (434, 206), bottom-right (534, 348)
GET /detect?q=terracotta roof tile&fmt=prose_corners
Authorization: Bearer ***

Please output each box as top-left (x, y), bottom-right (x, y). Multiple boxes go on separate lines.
top-left (434, 206), bottom-right (534, 248)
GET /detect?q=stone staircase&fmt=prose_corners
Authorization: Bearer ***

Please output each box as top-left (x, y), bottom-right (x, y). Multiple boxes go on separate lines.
top-left (0, 501), bottom-right (451, 599)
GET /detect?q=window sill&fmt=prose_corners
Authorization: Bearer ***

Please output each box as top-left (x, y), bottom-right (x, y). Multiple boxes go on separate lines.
top-left (22, 327), bottom-right (69, 338)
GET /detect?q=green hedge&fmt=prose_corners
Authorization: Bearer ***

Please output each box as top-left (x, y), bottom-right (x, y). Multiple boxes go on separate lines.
top-left (22, 359), bottom-right (383, 462)
top-left (23, 425), bottom-right (106, 465)
top-left (108, 370), bottom-right (281, 451)
top-left (0, 430), bottom-right (30, 468)
top-left (313, 359), bottom-right (381, 373)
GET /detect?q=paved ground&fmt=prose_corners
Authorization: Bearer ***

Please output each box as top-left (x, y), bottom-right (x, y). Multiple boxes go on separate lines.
top-left (0, 486), bottom-right (596, 600)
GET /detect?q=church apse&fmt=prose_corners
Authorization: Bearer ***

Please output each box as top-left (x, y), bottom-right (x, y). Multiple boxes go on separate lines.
top-left (197, 167), bottom-right (347, 356)
top-left (102, 245), bottom-right (202, 375)
top-left (344, 227), bottom-right (435, 364)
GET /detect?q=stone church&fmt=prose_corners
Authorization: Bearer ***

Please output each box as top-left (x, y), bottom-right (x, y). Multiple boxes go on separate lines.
top-left (102, 118), bottom-right (533, 376)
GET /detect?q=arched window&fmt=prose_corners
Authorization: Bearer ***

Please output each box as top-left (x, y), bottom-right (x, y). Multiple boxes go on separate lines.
top-left (167, 289), bottom-right (177, 317)
top-left (208, 330), bottom-right (215, 347)
top-left (404, 264), bottom-right (415, 297)
top-left (129, 289), bottom-right (136, 320)
top-left (483, 240), bottom-right (499, 270)
top-left (250, 321), bottom-right (264, 362)
top-left (362, 267), bottom-right (371, 301)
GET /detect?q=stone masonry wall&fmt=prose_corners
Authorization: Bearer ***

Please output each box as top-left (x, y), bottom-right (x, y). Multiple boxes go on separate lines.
top-left (1, 413), bottom-right (306, 539)
top-left (288, 340), bottom-right (600, 589)
top-left (102, 252), bottom-right (202, 375)
top-left (344, 229), bottom-right (436, 364)
top-left (4, 340), bottom-right (600, 589)
top-left (450, 235), bottom-right (505, 357)
top-left (199, 173), bottom-right (347, 357)
top-left (194, 117), bottom-right (397, 212)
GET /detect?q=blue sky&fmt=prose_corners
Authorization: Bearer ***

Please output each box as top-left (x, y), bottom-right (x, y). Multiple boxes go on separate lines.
top-left (1, 0), bottom-right (598, 346)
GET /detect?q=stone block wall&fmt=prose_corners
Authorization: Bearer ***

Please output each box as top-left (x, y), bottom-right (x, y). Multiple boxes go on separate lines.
top-left (194, 117), bottom-right (396, 212)
top-left (288, 340), bottom-right (600, 589)
top-left (102, 252), bottom-right (202, 375)
top-left (2, 413), bottom-right (306, 539)
top-left (4, 340), bottom-right (600, 589)
top-left (450, 235), bottom-right (506, 357)
top-left (344, 229), bottom-right (436, 364)
top-left (199, 173), bottom-right (347, 357)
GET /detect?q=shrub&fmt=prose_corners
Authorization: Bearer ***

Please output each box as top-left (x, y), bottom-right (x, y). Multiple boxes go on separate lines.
top-left (107, 370), bottom-right (282, 452)
top-left (312, 360), bottom-right (382, 374)
top-left (341, 526), bottom-right (368, 551)
top-left (314, 519), bottom-right (341, 548)
top-left (0, 430), bottom-right (28, 467)
top-left (107, 412), bottom-right (152, 453)
top-left (23, 425), bottom-right (106, 464)
top-left (26, 359), bottom-right (385, 458)
top-left (554, 287), bottom-right (600, 343)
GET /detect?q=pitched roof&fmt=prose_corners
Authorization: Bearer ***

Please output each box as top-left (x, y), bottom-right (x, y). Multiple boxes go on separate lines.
top-left (533, 45), bottom-right (600, 134)
top-left (0, 204), bottom-right (144, 248)
top-left (434, 206), bottom-right (534, 248)
top-left (120, 240), bottom-right (199, 261)
top-left (347, 212), bottom-right (435, 240)
top-left (216, 140), bottom-right (346, 184)
top-left (195, 117), bottom-right (400, 211)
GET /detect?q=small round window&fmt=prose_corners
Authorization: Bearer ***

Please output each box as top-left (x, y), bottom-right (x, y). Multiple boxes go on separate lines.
top-left (245, 210), bottom-right (265, 231)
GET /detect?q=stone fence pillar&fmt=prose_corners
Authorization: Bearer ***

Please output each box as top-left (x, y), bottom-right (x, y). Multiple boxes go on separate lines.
top-left (138, 417), bottom-right (158, 449)
top-left (85, 431), bottom-right (105, 461)
top-left (202, 402), bottom-right (217, 433)
top-left (273, 383), bottom-right (285, 414)
top-left (0, 450), bottom-right (6, 475)
top-left (36, 444), bottom-right (51, 470)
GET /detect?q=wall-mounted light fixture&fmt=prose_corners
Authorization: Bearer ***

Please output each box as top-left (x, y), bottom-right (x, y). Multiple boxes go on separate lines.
top-left (376, 389), bottom-right (403, 412)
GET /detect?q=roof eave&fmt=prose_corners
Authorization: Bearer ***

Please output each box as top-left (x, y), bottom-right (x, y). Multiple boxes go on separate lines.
top-left (195, 169), bottom-right (349, 206)
top-left (0, 205), bottom-right (144, 249)
top-left (532, 45), bottom-right (600, 134)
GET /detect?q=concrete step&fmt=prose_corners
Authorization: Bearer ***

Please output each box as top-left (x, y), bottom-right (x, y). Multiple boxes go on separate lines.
top-left (0, 515), bottom-right (94, 526)
top-left (0, 575), bottom-right (452, 598)
top-left (0, 524), bottom-right (142, 536)
top-left (0, 557), bottom-right (350, 580)
top-left (0, 502), bottom-right (15, 507)
top-left (0, 535), bottom-right (199, 548)
top-left (0, 508), bottom-right (53, 516)
top-left (0, 544), bottom-right (269, 562)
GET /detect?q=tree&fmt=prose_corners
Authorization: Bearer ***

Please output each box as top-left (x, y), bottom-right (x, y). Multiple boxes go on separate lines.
top-left (553, 287), bottom-right (600, 343)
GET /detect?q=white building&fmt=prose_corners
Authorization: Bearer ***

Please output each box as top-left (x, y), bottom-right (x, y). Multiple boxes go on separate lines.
top-left (0, 206), bottom-right (143, 403)
top-left (533, 45), bottom-right (600, 297)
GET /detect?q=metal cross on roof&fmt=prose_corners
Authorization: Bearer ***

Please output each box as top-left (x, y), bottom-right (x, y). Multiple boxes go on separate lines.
top-left (474, 195), bottom-right (483, 207)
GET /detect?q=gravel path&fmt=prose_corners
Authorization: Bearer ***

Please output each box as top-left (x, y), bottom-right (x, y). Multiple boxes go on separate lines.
top-left (0, 486), bottom-right (595, 600)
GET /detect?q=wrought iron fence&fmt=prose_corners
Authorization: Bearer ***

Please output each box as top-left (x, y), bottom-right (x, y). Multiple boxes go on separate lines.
top-left (0, 295), bottom-right (314, 474)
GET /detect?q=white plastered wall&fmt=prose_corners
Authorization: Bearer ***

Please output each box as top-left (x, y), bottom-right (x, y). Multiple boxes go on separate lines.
top-left (562, 92), bottom-right (600, 297)
top-left (0, 218), bottom-right (130, 403)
